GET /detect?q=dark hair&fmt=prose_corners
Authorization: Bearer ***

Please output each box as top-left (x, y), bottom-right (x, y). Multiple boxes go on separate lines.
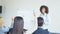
top-left (40, 5), bottom-right (49, 14)
top-left (37, 17), bottom-right (44, 26)
top-left (38, 17), bottom-right (43, 21)
top-left (12, 16), bottom-right (24, 34)
top-left (14, 16), bottom-right (23, 20)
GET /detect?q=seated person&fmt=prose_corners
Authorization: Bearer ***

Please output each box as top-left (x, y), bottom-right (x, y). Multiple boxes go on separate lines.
top-left (0, 17), bottom-right (4, 34)
top-left (0, 17), bottom-right (9, 34)
top-left (32, 17), bottom-right (50, 34)
top-left (7, 17), bottom-right (27, 34)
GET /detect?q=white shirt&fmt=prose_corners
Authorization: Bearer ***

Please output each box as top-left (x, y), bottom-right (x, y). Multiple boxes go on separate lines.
top-left (40, 13), bottom-right (49, 29)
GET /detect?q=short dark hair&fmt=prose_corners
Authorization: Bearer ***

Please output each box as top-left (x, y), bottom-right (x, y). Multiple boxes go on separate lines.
top-left (37, 17), bottom-right (44, 26)
top-left (40, 5), bottom-right (49, 14)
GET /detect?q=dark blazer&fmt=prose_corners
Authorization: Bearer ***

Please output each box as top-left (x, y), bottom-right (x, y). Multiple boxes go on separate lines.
top-left (32, 28), bottom-right (49, 34)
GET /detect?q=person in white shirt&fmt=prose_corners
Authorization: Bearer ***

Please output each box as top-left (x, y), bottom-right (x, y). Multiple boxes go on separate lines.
top-left (33, 5), bottom-right (49, 30)
top-left (0, 17), bottom-right (4, 34)
top-left (39, 5), bottom-right (49, 29)
top-left (0, 17), bottom-right (9, 34)
top-left (33, 5), bottom-right (50, 34)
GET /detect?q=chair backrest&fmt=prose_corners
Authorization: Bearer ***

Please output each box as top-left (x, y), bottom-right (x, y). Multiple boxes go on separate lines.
top-left (11, 16), bottom-right (24, 34)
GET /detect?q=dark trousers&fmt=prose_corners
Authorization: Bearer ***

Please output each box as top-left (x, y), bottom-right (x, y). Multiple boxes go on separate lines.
top-left (32, 28), bottom-right (50, 34)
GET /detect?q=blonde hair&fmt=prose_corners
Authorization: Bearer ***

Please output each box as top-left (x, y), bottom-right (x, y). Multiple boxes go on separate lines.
top-left (0, 17), bottom-right (3, 27)
top-left (0, 17), bottom-right (3, 21)
top-left (0, 17), bottom-right (2, 18)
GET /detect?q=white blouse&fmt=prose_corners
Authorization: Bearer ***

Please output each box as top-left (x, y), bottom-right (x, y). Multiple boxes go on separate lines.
top-left (40, 13), bottom-right (49, 29)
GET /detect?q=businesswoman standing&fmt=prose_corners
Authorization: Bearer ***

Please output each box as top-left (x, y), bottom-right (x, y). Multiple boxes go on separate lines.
top-left (39, 5), bottom-right (49, 30)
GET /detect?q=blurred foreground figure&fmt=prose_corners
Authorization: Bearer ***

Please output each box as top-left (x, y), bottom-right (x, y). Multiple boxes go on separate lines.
top-left (0, 17), bottom-right (4, 34)
top-left (0, 17), bottom-right (3, 28)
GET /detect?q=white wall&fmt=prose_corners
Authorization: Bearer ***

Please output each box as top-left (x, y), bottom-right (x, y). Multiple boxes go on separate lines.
top-left (1, 0), bottom-right (41, 29)
top-left (1, 0), bottom-right (60, 33)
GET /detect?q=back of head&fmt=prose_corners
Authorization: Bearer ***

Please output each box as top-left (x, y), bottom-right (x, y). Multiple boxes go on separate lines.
top-left (37, 17), bottom-right (44, 27)
top-left (11, 16), bottom-right (24, 34)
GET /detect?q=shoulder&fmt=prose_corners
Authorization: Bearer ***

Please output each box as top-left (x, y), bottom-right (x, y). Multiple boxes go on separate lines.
top-left (40, 13), bottom-right (43, 17)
